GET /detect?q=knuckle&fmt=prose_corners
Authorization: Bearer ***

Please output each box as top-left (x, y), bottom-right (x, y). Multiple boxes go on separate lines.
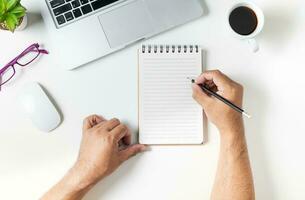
top-left (121, 124), bottom-right (128, 131)
top-left (233, 83), bottom-right (243, 93)
top-left (214, 70), bottom-right (222, 75)
top-left (83, 114), bottom-right (97, 125)
top-left (91, 114), bottom-right (98, 118)
top-left (111, 118), bottom-right (121, 124)
top-left (238, 83), bottom-right (244, 90)
top-left (106, 134), bottom-right (115, 142)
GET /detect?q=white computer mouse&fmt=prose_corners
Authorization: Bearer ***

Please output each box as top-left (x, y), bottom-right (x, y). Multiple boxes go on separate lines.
top-left (17, 82), bottom-right (62, 132)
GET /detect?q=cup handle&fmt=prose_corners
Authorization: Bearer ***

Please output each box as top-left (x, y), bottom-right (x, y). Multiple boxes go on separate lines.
top-left (247, 39), bottom-right (259, 53)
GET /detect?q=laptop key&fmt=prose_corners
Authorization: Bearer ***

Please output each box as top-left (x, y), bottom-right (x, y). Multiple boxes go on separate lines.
top-left (91, 0), bottom-right (119, 11)
top-left (71, 0), bottom-right (80, 8)
top-left (50, 0), bottom-right (65, 8)
top-left (56, 15), bottom-right (66, 25)
top-left (73, 8), bottom-right (82, 18)
top-left (81, 4), bottom-right (92, 14)
top-left (53, 3), bottom-right (72, 16)
top-left (64, 12), bottom-right (74, 21)
top-left (80, 0), bottom-right (88, 4)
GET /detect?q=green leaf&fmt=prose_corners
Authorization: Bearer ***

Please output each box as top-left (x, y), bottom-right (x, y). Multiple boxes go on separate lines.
top-left (0, 13), bottom-right (6, 22)
top-left (7, 0), bottom-right (20, 11)
top-left (5, 13), bottom-right (18, 32)
top-left (0, 0), bottom-right (7, 15)
top-left (9, 4), bottom-right (25, 19)
top-left (14, 11), bottom-right (25, 19)
top-left (10, 4), bottom-right (25, 14)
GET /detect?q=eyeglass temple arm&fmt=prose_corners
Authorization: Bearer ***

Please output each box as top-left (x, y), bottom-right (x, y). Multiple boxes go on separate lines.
top-left (38, 49), bottom-right (49, 54)
top-left (32, 49), bottom-right (49, 54)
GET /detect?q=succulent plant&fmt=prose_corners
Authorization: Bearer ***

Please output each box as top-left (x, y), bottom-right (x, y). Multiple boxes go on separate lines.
top-left (0, 0), bottom-right (26, 32)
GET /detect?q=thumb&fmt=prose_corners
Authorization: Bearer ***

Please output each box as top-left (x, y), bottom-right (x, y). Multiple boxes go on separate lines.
top-left (192, 84), bottom-right (213, 109)
top-left (119, 144), bottom-right (147, 162)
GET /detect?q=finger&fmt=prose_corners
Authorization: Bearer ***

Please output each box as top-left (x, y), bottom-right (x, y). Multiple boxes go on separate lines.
top-left (209, 85), bottom-right (218, 93)
top-left (83, 115), bottom-right (106, 131)
top-left (196, 70), bottom-right (226, 83)
top-left (192, 84), bottom-right (213, 108)
top-left (205, 80), bottom-right (215, 88)
top-left (122, 128), bottom-right (132, 145)
top-left (205, 81), bottom-right (218, 93)
top-left (119, 144), bottom-right (147, 162)
top-left (110, 124), bottom-right (129, 142)
top-left (96, 118), bottom-right (121, 131)
top-left (196, 70), bottom-right (233, 91)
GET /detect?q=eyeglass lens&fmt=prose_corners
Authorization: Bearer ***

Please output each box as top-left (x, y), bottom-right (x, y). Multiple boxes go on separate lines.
top-left (17, 46), bottom-right (40, 66)
top-left (0, 66), bottom-right (16, 86)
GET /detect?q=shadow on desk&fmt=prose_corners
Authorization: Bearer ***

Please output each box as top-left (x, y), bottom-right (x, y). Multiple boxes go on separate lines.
top-left (243, 78), bottom-right (276, 200)
top-left (27, 12), bottom-right (44, 28)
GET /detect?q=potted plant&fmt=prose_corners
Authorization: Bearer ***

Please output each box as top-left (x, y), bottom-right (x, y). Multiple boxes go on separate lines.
top-left (0, 0), bottom-right (26, 32)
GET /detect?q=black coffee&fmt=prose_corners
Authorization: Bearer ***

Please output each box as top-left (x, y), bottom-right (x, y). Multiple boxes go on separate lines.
top-left (229, 6), bottom-right (258, 35)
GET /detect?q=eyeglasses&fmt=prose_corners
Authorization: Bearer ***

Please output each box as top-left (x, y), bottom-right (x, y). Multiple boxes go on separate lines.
top-left (0, 43), bottom-right (49, 90)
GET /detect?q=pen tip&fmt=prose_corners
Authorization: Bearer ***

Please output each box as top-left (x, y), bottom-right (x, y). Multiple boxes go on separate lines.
top-left (187, 77), bottom-right (195, 83)
top-left (243, 112), bottom-right (252, 118)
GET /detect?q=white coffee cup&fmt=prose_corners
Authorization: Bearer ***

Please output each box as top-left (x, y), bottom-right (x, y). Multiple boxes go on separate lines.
top-left (228, 1), bottom-right (264, 52)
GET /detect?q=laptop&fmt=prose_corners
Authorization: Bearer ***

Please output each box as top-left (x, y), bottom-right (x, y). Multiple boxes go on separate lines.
top-left (40, 0), bottom-right (204, 70)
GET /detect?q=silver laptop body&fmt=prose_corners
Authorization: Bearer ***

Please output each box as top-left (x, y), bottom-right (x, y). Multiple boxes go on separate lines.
top-left (40, 0), bottom-right (204, 70)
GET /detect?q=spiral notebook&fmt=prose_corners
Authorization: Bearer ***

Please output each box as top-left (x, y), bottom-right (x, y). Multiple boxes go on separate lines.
top-left (138, 45), bottom-right (205, 145)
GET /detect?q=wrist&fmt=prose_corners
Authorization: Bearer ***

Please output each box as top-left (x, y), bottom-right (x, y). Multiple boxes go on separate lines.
top-left (219, 128), bottom-right (245, 146)
top-left (218, 117), bottom-right (246, 149)
top-left (71, 160), bottom-right (108, 190)
top-left (218, 116), bottom-right (244, 139)
top-left (220, 129), bottom-right (245, 144)
top-left (63, 164), bottom-right (96, 194)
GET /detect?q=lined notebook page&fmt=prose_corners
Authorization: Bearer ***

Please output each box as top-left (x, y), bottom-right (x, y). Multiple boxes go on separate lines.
top-left (139, 45), bottom-right (204, 145)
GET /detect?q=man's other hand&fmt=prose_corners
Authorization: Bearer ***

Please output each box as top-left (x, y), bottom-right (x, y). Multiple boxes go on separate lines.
top-left (73, 115), bottom-right (147, 188)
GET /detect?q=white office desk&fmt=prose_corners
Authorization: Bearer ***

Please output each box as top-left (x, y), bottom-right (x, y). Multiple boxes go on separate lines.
top-left (1, 0), bottom-right (305, 199)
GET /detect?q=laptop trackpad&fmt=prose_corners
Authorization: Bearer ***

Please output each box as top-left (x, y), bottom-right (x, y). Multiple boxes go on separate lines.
top-left (98, 1), bottom-right (154, 48)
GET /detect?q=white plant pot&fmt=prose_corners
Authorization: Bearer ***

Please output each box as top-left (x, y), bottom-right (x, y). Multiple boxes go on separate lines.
top-left (15, 14), bottom-right (28, 31)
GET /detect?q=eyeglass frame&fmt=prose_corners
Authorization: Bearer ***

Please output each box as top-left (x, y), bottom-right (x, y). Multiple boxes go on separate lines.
top-left (0, 43), bottom-right (49, 87)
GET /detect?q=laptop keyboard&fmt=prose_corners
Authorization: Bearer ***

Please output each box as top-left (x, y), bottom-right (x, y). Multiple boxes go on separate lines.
top-left (48, 0), bottom-right (121, 27)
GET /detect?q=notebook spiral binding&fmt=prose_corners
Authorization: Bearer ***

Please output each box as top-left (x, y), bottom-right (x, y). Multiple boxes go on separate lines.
top-left (142, 45), bottom-right (199, 53)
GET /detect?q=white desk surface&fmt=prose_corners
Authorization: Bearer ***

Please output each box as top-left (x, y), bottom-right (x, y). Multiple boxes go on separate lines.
top-left (1, 0), bottom-right (305, 199)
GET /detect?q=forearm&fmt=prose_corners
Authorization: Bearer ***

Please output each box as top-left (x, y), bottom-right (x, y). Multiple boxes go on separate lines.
top-left (40, 165), bottom-right (95, 200)
top-left (211, 125), bottom-right (255, 200)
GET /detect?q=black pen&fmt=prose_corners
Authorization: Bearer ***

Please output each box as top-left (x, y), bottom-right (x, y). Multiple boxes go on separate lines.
top-left (189, 78), bottom-right (251, 118)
